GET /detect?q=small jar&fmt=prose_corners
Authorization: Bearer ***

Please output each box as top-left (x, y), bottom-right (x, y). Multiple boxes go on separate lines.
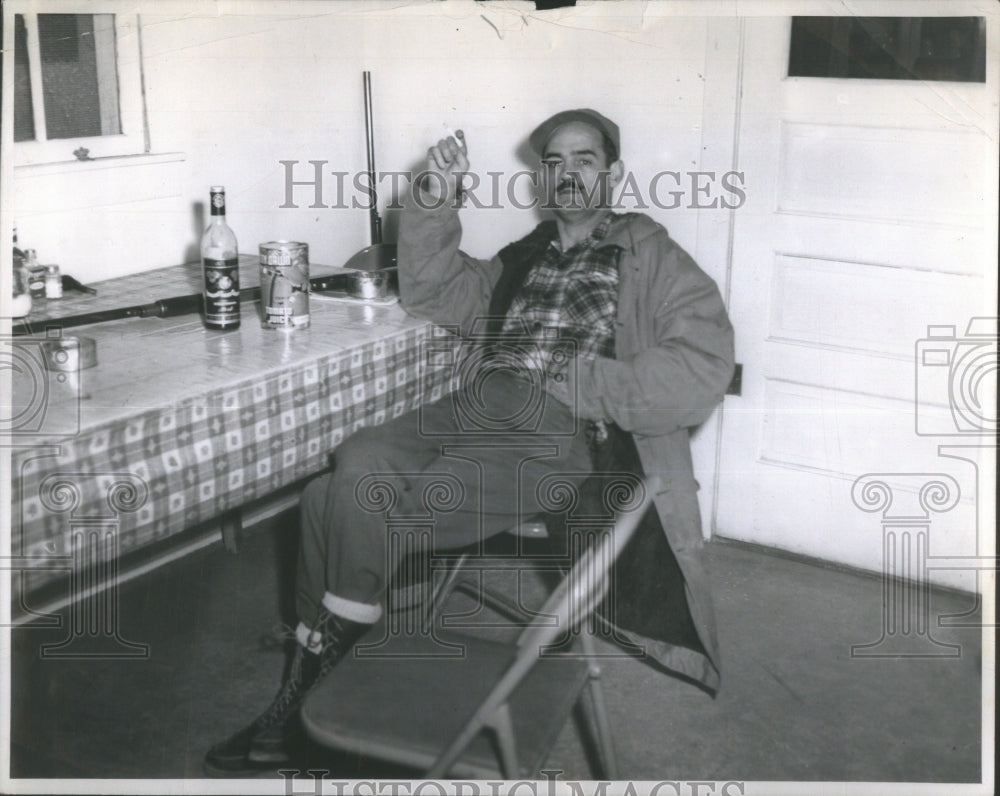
top-left (45, 264), bottom-right (63, 299)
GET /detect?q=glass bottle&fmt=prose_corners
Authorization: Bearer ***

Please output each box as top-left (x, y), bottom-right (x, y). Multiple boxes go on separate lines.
top-left (25, 248), bottom-right (46, 298)
top-left (12, 226), bottom-right (32, 318)
top-left (200, 186), bottom-right (240, 330)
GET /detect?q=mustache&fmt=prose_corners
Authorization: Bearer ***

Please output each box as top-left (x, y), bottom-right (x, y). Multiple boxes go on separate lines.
top-left (556, 177), bottom-right (583, 192)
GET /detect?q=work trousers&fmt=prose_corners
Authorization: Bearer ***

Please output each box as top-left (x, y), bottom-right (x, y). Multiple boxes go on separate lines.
top-left (296, 371), bottom-right (593, 626)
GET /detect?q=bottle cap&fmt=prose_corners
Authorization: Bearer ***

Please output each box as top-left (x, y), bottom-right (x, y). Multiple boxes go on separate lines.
top-left (210, 187), bottom-right (227, 215)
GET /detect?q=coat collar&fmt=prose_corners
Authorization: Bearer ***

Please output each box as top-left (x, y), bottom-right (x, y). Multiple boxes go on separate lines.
top-left (597, 211), bottom-right (666, 256)
top-left (524, 211), bottom-right (666, 259)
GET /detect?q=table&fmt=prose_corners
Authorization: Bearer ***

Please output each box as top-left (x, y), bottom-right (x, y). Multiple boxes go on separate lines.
top-left (7, 257), bottom-right (461, 610)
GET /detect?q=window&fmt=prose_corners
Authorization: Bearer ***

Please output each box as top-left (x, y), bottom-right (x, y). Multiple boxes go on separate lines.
top-left (789, 17), bottom-right (987, 83)
top-left (10, 11), bottom-right (147, 165)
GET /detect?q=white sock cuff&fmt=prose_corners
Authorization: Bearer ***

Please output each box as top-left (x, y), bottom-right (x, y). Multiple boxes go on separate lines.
top-left (296, 621), bottom-right (326, 653)
top-left (295, 621), bottom-right (319, 652)
top-left (321, 591), bottom-right (382, 624)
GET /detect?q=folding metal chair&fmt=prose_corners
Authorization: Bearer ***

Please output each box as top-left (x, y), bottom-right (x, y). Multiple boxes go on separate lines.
top-left (300, 477), bottom-right (655, 779)
top-left (385, 514), bottom-right (550, 627)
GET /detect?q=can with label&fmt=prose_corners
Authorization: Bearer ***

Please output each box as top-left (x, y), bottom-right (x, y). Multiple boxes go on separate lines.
top-left (259, 241), bottom-right (310, 330)
top-left (25, 250), bottom-right (46, 298)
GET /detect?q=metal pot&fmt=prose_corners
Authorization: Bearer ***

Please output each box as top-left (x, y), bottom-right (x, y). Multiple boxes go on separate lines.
top-left (346, 268), bottom-right (393, 299)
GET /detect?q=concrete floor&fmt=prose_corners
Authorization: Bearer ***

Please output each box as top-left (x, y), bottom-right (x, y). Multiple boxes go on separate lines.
top-left (9, 512), bottom-right (986, 787)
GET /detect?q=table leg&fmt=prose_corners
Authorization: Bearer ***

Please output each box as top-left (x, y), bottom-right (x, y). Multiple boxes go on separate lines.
top-left (220, 510), bottom-right (242, 553)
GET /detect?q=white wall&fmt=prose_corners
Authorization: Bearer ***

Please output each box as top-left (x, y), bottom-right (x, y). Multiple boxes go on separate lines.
top-left (10, 0), bottom-right (740, 536)
top-left (15, 1), bottom-right (734, 279)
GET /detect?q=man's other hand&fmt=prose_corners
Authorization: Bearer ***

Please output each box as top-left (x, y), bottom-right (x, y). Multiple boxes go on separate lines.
top-left (422, 130), bottom-right (469, 204)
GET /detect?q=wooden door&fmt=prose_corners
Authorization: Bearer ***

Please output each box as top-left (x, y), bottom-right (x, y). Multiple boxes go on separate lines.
top-left (715, 16), bottom-right (997, 592)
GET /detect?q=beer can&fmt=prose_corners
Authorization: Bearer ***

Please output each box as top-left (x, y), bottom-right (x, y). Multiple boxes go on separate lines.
top-left (259, 241), bottom-right (310, 330)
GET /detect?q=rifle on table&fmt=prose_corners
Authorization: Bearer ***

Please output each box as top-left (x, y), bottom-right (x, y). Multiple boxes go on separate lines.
top-left (10, 273), bottom-right (369, 336)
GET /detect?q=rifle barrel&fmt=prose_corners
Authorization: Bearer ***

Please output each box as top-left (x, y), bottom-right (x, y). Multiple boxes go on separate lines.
top-left (362, 70), bottom-right (382, 245)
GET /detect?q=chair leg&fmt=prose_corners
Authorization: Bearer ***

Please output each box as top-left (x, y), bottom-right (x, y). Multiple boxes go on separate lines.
top-left (586, 666), bottom-right (618, 779)
top-left (220, 509), bottom-right (242, 553)
top-left (490, 702), bottom-right (520, 779)
top-left (427, 554), bottom-right (468, 622)
top-left (580, 631), bottom-right (618, 779)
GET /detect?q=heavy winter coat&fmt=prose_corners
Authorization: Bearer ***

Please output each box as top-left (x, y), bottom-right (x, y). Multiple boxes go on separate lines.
top-left (398, 200), bottom-right (734, 691)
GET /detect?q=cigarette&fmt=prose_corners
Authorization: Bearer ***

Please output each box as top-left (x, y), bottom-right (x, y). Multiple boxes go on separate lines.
top-left (445, 126), bottom-right (467, 152)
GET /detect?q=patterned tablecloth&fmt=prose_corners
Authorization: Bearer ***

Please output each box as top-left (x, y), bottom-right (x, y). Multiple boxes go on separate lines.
top-left (7, 257), bottom-right (461, 600)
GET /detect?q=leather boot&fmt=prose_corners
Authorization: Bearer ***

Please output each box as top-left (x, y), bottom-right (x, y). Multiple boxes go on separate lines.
top-left (203, 611), bottom-right (368, 775)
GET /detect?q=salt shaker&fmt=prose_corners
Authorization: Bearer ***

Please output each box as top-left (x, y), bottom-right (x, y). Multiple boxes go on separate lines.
top-left (45, 264), bottom-right (63, 299)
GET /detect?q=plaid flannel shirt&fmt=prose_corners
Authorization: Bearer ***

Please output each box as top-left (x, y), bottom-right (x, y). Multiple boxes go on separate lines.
top-left (500, 212), bottom-right (622, 384)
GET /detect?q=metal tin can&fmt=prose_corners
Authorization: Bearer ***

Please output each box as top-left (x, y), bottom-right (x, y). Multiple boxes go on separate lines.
top-left (259, 241), bottom-right (310, 330)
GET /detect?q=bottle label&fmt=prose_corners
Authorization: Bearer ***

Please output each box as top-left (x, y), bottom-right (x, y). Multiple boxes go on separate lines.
top-left (28, 266), bottom-right (47, 298)
top-left (203, 257), bottom-right (240, 326)
top-left (210, 189), bottom-right (226, 217)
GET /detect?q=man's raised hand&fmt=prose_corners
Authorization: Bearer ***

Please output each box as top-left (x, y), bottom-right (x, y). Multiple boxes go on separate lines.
top-left (422, 130), bottom-right (468, 204)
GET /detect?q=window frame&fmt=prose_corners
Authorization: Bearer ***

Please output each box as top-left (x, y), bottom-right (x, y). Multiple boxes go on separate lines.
top-left (13, 10), bottom-right (147, 167)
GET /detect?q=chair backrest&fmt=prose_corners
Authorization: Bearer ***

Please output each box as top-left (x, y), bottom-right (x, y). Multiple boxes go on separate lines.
top-left (426, 476), bottom-right (658, 777)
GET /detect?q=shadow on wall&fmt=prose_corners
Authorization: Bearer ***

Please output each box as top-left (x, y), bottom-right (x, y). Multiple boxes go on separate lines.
top-left (185, 201), bottom-right (206, 264)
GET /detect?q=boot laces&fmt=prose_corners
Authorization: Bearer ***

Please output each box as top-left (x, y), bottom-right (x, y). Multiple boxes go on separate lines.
top-left (256, 646), bottom-right (307, 727)
top-left (311, 609), bottom-right (350, 676)
top-left (256, 610), bottom-right (359, 729)
top-left (259, 622), bottom-right (298, 651)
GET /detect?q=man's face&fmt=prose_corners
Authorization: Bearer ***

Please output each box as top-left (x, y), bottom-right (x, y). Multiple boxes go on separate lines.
top-left (540, 121), bottom-right (622, 213)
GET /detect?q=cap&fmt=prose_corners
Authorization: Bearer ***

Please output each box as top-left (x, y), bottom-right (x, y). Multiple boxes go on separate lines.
top-left (529, 109), bottom-right (620, 159)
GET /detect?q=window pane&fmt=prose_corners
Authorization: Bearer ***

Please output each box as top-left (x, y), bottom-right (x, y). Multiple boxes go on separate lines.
top-left (789, 17), bottom-right (986, 82)
top-left (14, 15), bottom-right (36, 142)
top-left (38, 13), bottom-right (121, 139)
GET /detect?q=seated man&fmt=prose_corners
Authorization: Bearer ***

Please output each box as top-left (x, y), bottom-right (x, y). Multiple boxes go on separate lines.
top-left (205, 109), bottom-right (735, 775)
